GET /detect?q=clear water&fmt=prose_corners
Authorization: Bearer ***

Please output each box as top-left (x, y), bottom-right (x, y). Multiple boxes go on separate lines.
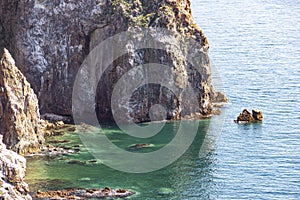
top-left (26, 0), bottom-right (300, 199)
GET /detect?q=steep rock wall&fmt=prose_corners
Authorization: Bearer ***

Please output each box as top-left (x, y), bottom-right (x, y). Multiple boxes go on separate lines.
top-left (0, 0), bottom-right (227, 123)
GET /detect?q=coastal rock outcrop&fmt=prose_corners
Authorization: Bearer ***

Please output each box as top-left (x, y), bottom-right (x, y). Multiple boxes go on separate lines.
top-left (0, 0), bottom-right (227, 123)
top-left (234, 109), bottom-right (263, 123)
top-left (34, 187), bottom-right (135, 199)
top-left (0, 137), bottom-right (32, 200)
top-left (0, 49), bottom-right (44, 154)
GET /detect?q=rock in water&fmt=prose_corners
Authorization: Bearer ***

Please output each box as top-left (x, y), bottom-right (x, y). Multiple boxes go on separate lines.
top-left (0, 138), bottom-right (32, 200)
top-left (252, 110), bottom-right (263, 121)
top-left (0, 49), bottom-right (44, 154)
top-left (34, 187), bottom-right (135, 199)
top-left (234, 109), bottom-right (263, 123)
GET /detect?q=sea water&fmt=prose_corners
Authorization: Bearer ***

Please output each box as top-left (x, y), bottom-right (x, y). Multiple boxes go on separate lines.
top-left (26, 0), bottom-right (300, 199)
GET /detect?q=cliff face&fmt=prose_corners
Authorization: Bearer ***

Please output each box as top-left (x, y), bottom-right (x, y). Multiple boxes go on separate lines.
top-left (0, 0), bottom-right (226, 123)
top-left (0, 137), bottom-right (32, 200)
top-left (0, 49), bottom-right (44, 154)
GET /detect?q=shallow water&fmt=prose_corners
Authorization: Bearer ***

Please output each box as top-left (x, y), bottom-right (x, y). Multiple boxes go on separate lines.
top-left (26, 0), bottom-right (300, 199)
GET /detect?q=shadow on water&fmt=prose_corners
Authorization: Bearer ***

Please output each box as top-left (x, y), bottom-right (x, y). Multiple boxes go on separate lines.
top-left (26, 119), bottom-right (220, 199)
top-left (236, 122), bottom-right (264, 136)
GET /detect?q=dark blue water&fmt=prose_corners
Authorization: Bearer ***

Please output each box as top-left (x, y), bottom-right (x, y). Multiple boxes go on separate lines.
top-left (26, 0), bottom-right (300, 199)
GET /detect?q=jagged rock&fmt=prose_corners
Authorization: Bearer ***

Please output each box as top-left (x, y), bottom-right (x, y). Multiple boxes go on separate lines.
top-left (41, 119), bottom-right (77, 137)
top-left (0, 137), bottom-right (32, 200)
top-left (0, 0), bottom-right (226, 123)
top-left (235, 109), bottom-right (263, 123)
top-left (0, 49), bottom-right (44, 154)
top-left (252, 110), bottom-right (263, 121)
top-left (34, 187), bottom-right (135, 199)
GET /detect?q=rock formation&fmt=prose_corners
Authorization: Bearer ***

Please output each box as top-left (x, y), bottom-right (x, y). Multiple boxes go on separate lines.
top-left (252, 110), bottom-right (263, 121)
top-left (235, 109), bottom-right (263, 123)
top-left (34, 187), bottom-right (135, 199)
top-left (0, 49), bottom-right (44, 154)
top-left (0, 137), bottom-right (32, 200)
top-left (0, 0), bottom-right (227, 123)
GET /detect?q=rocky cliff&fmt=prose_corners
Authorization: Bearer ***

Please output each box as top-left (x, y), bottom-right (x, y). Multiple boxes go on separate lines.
top-left (0, 49), bottom-right (44, 154)
top-left (0, 137), bottom-right (32, 200)
top-left (0, 0), bottom-right (227, 123)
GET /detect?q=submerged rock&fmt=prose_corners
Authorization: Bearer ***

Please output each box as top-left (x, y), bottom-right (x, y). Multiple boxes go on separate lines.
top-left (234, 109), bottom-right (263, 123)
top-left (67, 160), bottom-right (86, 165)
top-left (0, 49), bottom-right (44, 155)
top-left (157, 187), bottom-right (174, 196)
top-left (25, 145), bottom-right (75, 157)
top-left (0, 137), bottom-right (32, 200)
top-left (34, 187), bottom-right (135, 199)
top-left (128, 143), bottom-right (154, 150)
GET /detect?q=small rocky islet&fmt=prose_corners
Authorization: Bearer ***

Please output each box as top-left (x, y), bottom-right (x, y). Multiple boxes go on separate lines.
top-left (234, 109), bottom-right (263, 123)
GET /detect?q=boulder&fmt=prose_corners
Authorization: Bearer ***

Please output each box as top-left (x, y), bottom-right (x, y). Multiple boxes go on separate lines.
top-left (0, 137), bottom-right (32, 200)
top-left (0, 49), bottom-right (44, 154)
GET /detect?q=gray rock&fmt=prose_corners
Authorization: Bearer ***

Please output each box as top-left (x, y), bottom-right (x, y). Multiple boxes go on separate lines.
top-left (0, 0), bottom-right (227, 123)
top-left (0, 137), bottom-right (32, 200)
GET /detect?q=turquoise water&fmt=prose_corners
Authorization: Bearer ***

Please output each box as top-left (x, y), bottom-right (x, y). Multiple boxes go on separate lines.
top-left (26, 0), bottom-right (300, 199)
top-left (27, 121), bottom-right (217, 199)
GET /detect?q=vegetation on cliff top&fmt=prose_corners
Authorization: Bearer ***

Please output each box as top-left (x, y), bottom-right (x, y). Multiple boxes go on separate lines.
top-left (109, 0), bottom-right (208, 47)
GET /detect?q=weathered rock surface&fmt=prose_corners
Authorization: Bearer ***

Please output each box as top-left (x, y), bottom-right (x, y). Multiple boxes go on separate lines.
top-left (34, 187), bottom-right (135, 199)
top-left (234, 109), bottom-right (263, 123)
top-left (0, 137), bottom-right (32, 200)
top-left (252, 109), bottom-right (263, 121)
top-left (0, 49), bottom-right (44, 154)
top-left (0, 0), bottom-right (227, 123)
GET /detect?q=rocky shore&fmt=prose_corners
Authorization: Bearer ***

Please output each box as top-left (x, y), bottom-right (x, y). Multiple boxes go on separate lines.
top-left (0, 49), bottom-right (134, 199)
top-left (34, 187), bottom-right (135, 199)
top-left (0, 137), bottom-right (32, 200)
